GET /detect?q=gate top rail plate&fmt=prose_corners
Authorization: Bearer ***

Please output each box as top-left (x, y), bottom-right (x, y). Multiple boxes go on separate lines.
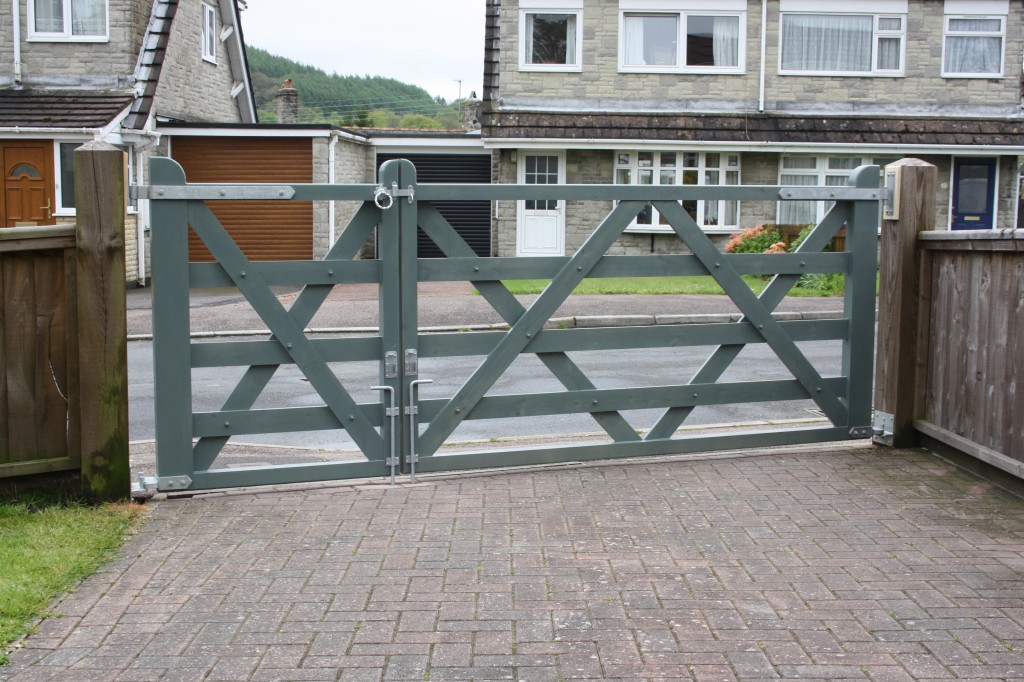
top-left (133, 185), bottom-right (297, 200)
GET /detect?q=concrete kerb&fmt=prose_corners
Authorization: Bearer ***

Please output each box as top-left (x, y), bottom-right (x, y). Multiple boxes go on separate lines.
top-left (126, 309), bottom-right (845, 341)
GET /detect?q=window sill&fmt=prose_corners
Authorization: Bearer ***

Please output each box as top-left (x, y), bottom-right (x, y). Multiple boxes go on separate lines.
top-left (28, 35), bottom-right (109, 43)
top-left (618, 66), bottom-right (746, 75)
top-left (624, 226), bottom-right (738, 235)
top-left (777, 70), bottom-right (904, 78)
top-left (519, 64), bottom-right (582, 73)
top-left (941, 73), bottom-right (1005, 79)
top-left (202, 55), bottom-right (218, 65)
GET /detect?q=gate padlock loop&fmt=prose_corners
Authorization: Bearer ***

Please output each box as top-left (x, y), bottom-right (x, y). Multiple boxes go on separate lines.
top-left (373, 185), bottom-right (394, 210)
top-left (373, 182), bottom-right (415, 211)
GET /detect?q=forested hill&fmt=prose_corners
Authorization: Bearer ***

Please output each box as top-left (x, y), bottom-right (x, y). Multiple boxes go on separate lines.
top-left (247, 46), bottom-right (457, 128)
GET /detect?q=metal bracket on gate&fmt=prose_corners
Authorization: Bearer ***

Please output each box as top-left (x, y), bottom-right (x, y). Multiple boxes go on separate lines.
top-left (404, 349), bottom-right (419, 376)
top-left (157, 475), bottom-right (192, 491)
top-left (384, 351), bottom-right (399, 379)
top-left (372, 385), bottom-right (399, 485)
top-left (373, 182), bottom-right (415, 210)
top-left (407, 379), bottom-right (433, 483)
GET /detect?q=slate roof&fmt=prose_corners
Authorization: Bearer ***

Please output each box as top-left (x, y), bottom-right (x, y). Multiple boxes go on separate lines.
top-left (123, 0), bottom-right (177, 130)
top-left (0, 90), bottom-right (133, 128)
top-left (482, 112), bottom-right (1024, 147)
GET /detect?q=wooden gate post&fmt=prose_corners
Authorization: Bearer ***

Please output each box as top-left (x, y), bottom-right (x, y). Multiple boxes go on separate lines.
top-left (74, 141), bottom-right (129, 499)
top-left (873, 158), bottom-right (936, 448)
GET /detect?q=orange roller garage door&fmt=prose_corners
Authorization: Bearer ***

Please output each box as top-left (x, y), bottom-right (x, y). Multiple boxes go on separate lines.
top-left (171, 136), bottom-right (313, 261)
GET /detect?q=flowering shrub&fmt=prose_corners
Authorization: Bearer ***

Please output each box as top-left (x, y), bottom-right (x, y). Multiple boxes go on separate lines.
top-left (724, 224), bottom-right (783, 254)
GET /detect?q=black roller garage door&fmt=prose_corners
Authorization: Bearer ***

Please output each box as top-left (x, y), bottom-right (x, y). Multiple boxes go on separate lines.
top-left (376, 153), bottom-right (491, 258)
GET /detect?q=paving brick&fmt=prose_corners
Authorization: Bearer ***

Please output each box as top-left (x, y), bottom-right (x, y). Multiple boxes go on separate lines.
top-left (4, 445), bottom-right (1024, 681)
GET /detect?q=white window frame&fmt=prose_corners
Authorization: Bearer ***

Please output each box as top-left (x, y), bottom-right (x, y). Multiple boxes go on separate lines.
top-left (202, 3), bottom-right (218, 64)
top-left (519, 9), bottom-right (583, 72)
top-left (55, 141), bottom-right (136, 215)
top-left (778, 12), bottom-right (906, 76)
top-left (941, 15), bottom-right (1005, 78)
top-left (777, 155), bottom-right (895, 224)
top-left (28, 0), bottom-right (109, 41)
top-left (615, 150), bottom-right (741, 233)
top-left (618, 10), bottom-right (746, 74)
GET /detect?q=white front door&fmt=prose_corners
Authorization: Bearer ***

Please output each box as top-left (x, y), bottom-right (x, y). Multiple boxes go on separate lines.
top-left (517, 153), bottom-right (564, 256)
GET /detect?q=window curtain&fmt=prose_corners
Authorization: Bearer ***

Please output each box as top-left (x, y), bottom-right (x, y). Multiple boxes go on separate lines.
top-left (711, 16), bottom-right (739, 67)
top-left (781, 14), bottom-right (872, 71)
top-left (565, 16), bottom-right (576, 65)
top-left (623, 15), bottom-right (647, 64)
top-left (944, 19), bottom-right (1001, 73)
top-left (779, 175), bottom-right (818, 224)
top-left (71, 0), bottom-right (105, 35)
top-left (34, 0), bottom-right (63, 32)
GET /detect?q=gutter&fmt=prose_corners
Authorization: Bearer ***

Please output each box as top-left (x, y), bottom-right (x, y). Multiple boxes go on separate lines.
top-left (481, 138), bottom-right (1024, 156)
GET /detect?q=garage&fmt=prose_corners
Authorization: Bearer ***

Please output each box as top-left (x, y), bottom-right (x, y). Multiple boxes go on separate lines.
top-left (376, 153), bottom-right (492, 257)
top-left (171, 136), bottom-right (314, 262)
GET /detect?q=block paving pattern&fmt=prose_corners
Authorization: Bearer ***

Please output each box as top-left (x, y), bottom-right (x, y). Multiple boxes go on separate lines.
top-left (4, 443), bottom-right (1024, 680)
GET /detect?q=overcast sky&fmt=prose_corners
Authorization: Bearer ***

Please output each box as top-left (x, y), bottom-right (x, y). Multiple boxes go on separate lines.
top-left (239, 0), bottom-right (486, 103)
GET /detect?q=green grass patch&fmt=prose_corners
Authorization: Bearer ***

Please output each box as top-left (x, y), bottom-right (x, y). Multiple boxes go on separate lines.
top-left (490, 275), bottom-right (846, 296)
top-left (0, 493), bottom-right (142, 663)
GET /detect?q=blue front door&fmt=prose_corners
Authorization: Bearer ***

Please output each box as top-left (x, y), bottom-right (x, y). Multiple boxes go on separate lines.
top-left (951, 157), bottom-right (996, 230)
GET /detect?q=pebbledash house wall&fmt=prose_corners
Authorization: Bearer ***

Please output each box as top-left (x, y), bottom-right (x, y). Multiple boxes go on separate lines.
top-left (488, 0), bottom-right (1024, 256)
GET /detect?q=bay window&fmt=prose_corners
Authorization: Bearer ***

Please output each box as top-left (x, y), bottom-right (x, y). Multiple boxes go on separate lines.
top-left (619, 5), bottom-right (744, 73)
top-left (520, 3), bottom-right (582, 71)
top-left (615, 151), bottom-right (740, 232)
top-left (943, 16), bottom-right (1004, 76)
top-left (780, 13), bottom-right (904, 75)
top-left (30, 0), bottom-right (108, 40)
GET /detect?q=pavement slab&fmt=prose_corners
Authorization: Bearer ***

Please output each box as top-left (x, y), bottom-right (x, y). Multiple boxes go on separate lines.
top-left (4, 442), bottom-right (1024, 680)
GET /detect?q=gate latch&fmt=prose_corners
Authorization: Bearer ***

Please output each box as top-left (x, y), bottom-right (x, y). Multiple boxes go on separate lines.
top-left (373, 182), bottom-right (415, 210)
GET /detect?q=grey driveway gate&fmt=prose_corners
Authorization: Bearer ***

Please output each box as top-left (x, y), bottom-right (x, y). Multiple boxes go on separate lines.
top-left (144, 157), bottom-right (881, 492)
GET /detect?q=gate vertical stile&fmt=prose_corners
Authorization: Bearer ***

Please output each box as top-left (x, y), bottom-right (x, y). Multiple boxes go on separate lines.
top-left (377, 161), bottom-right (403, 481)
top-left (844, 165), bottom-right (881, 432)
top-left (149, 158), bottom-right (194, 491)
top-left (397, 161), bottom-right (422, 475)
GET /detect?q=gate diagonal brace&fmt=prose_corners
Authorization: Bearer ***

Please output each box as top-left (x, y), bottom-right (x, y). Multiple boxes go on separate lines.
top-left (187, 202), bottom-right (384, 458)
top-left (418, 201), bottom-right (647, 456)
top-left (644, 205), bottom-right (849, 440)
top-left (192, 204), bottom-right (381, 470)
top-left (418, 206), bottom-right (640, 445)
top-left (654, 200), bottom-right (848, 427)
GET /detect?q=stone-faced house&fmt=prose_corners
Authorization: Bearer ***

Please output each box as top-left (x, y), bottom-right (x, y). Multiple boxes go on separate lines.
top-left (482, 0), bottom-right (1024, 257)
top-left (0, 0), bottom-right (256, 282)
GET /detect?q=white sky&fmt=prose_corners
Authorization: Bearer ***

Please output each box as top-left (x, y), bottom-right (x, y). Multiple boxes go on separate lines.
top-left (238, 0), bottom-right (486, 103)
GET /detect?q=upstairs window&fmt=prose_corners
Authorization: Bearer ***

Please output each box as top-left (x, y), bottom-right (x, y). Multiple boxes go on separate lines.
top-left (30, 0), bottom-right (108, 40)
top-left (943, 16), bottom-right (1004, 76)
top-left (620, 9), bottom-right (743, 72)
top-left (202, 3), bottom-right (217, 63)
top-left (780, 13), bottom-right (905, 75)
top-left (520, 3), bottom-right (582, 71)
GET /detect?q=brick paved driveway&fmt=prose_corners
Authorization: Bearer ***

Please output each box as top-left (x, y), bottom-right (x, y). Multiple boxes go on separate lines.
top-left (4, 443), bottom-right (1024, 681)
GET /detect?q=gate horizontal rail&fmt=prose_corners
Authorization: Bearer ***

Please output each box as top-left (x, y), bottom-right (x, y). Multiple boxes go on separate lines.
top-left (145, 156), bottom-right (880, 492)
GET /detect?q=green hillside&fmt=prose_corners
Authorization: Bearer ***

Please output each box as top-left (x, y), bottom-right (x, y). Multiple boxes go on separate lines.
top-left (247, 46), bottom-right (460, 128)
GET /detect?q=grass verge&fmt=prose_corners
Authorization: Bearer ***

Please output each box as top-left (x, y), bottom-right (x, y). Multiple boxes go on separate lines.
top-left (492, 275), bottom-right (843, 296)
top-left (0, 490), bottom-right (143, 664)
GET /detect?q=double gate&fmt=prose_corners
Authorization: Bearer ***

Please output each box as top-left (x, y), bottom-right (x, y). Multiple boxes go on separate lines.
top-left (145, 157), bottom-right (881, 492)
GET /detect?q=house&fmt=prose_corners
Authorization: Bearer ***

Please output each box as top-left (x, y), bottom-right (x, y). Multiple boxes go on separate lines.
top-left (481, 0), bottom-right (1024, 257)
top-left (0, 0), bottom-right (257, 282)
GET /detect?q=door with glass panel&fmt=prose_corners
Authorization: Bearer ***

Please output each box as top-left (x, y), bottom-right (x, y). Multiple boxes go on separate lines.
top-left (1, 142), bottom-right (56, 227)
top-left (517, 153), bottom-right (564, 256)
top-left (951, 157), bottom-right (996, 230)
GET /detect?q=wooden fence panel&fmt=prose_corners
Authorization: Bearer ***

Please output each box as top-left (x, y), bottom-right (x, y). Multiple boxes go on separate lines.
top-left (0, 245), bottom-right (76, 474)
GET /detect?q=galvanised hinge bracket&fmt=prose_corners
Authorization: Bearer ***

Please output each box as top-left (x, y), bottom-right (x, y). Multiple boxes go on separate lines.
top-left (158, 475), bottom-right (192, 491)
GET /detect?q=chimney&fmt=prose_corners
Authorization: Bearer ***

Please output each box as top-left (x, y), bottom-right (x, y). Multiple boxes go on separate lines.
top-left (276, 79), bottom-right (299, 124)
top-left (461, 91), bottom-right (481, 132)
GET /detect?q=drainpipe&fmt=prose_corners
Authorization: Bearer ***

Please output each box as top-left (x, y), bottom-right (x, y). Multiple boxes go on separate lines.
top-left (12, 0), bottom-right (22, 84)
top-left (758, 0), bottom-right (767, 112)
top-left (328, 131), bottom-right (338, 246)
